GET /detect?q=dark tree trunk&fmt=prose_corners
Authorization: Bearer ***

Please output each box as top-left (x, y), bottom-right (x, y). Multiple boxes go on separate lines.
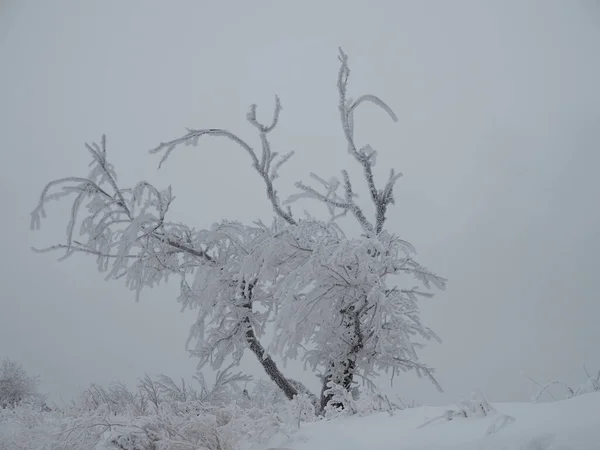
top-left (244, 316), bottom-right (298, 400)
top-left (319, 357), bottom-right (356, 412)
top-left (319, 305), bottom-right (364, 412)
top-left (241, 279), bottom-right (298, 401)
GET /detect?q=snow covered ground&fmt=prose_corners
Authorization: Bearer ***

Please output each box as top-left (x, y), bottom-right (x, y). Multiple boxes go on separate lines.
top-left (261, 392), bottom-right (600, 450)
top-left (2, 392), bottom-right (599, 449)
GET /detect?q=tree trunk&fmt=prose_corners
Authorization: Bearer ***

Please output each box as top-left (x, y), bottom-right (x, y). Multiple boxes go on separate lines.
top-left (241, 279), bottom-right (298, 401)
top-left (319, 306), bottom-right (363, 412)
top-left (244, 317), bottom-right (298, 400)
top-left (319, 357), bottom-right (356, 412)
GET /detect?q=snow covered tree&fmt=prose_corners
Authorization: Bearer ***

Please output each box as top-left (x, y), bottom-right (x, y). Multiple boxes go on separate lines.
top-left (263, 50), bottom-right (447, 409)
top-left (31, 49), bottom-right (445, 409)
top-left (30, 137), bottom-right (300, 399)
top-left (0, 358), bottom-right (41, 409)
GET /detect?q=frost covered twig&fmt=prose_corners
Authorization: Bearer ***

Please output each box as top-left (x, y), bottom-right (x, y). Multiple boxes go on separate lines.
top-left (417, 392), bottom-right (515, 437)
top-left (527, 366), bottom-right (600, 403)
top-left (31, 138), bottom-right (300, 401)
top-left (31, 135), bottom-right (213, 299)
top-left (150, 96), bottom-right (296, 226)
top-left (289, 48), bottom-right (402, 236)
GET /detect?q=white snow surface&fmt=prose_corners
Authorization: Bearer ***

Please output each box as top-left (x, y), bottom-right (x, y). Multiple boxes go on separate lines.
top-left (1, 392), bottom-right (599, 449)
top-left (259, 393), bottom-right (600, 450)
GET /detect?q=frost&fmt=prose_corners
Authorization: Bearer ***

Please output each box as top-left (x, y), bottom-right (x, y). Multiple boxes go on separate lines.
top-left (31, 48), bottom-right (445, 410)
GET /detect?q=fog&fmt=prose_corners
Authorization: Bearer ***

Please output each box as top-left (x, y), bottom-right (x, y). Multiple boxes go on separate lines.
top-left (1, 0), bottom-right (599, 406)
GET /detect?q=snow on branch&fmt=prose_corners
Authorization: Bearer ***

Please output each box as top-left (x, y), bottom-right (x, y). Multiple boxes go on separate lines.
top-left (31, 137), bottom-right (299, 398)
top-left (289, 48), bottom-right (402, 235)
top-left (257, 220), bottom-right (446, 398)
top-left (30, 136), bottom-right (216, 300)
top-left (149, 96), bottom-right (296, 226)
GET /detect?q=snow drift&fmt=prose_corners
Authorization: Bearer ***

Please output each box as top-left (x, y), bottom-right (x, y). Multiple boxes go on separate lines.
top-left (261, 392), bottom-right (600, 450)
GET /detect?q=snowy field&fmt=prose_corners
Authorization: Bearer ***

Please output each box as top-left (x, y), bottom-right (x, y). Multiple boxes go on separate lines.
top-left (1, 390), bottom-right (599, 449)
top-left (261, 393), bottom-right (600, 450)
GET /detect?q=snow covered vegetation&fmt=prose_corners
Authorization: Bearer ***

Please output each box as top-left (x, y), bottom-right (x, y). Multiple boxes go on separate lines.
top-left (2, 368), bottom-right (600, 449)
top-left (0, 359), bottom-right (45, 411)
top-left (30, 48), bottom-right (445, 412)
top-left (14, 48), bottom-right (598, 449)
top-left (0, 366), bottom-right (295, 450)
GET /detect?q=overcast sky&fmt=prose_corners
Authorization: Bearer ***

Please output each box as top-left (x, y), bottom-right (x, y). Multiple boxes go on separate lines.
top-left (1, 0), bottom-right (599, 407)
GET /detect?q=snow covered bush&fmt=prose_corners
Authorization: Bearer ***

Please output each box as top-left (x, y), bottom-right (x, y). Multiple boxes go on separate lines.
top-left (71, 364), bottom-right (250, 418)
top-left (248, 378), bottom-right (318, 414)
top-left (285, 394), bottom-right (318, 428)
top-left (0, 359), bottom-right (43, 410)
top-left (74, 381), bottom-right (147, 416)
top-left (0, 367), bottom-right (284, 450)
top-left (0, 400), bottom-right (283, 450)
top-left (32, 48), bottom-right (445, 409)
top-left (103, 403), bottom-right (281, 450)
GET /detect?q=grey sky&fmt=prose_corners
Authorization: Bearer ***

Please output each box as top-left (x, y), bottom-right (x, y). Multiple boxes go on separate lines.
top-left (1, 0), bottom-right (599, 406)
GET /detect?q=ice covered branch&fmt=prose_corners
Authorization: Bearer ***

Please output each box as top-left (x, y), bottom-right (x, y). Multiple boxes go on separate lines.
top-left (150, 96), bottom-right (296, 226)
top-left (32, 137), bottom-right (302, 400)
top-left (290, 48), bottom-right (402, 235)
top-left (30, 137), bottom-right (215, 298)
